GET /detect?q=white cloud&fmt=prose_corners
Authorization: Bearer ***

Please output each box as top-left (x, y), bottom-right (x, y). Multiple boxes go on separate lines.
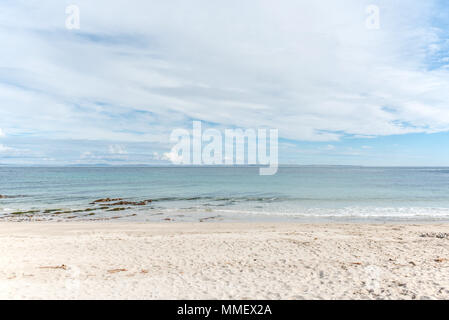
top-left (0, 0), bottom-right (448, 149)
top-left (0, 128), bottom-right (4, 137)
top-left (80, 148), bottom-right (129, 162)
top-left (152, 151), bottom-right (160, 159)
top-left (0, 144), bottom-right (12, 153)
top-left (80, 151), bottom-right (93, 159)
top-left (108, 144), bottom-right (127, 155)
top-left (162, 150), bottom-right (183, 163)
top-left (0, 144), bottom-right (27, 156)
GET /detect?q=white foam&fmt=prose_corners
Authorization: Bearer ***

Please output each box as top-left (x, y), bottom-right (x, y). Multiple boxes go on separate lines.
top-left (212, 206), bottom-right (449, 219)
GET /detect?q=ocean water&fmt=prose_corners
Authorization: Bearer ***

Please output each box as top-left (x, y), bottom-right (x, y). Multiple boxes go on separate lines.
top-left (2, 166), bottom-right (449, 222)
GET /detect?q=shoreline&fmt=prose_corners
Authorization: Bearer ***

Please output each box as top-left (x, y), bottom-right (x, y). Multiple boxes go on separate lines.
top-left (1, 222), bottom-right (449, 299)
top-left (2, 217), bottom-right (449, 224)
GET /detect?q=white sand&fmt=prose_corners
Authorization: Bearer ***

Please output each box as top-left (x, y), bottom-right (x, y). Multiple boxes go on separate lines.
top-left (0, 222), bottom-right (448, 300)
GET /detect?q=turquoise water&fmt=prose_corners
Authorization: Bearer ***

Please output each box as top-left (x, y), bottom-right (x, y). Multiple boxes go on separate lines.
top-left (2, 166), bottom-right (449, 222)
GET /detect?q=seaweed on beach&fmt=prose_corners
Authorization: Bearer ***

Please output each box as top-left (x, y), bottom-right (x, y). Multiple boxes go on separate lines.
top-left (106, 207), bottom-right (128, 212)
top-left (11, 210), bottom-right (39, 215)
top-left (107, 268), bottom-right (127, 273)
top-left (39, 265), bottom-right (67, 270)
top-left (90, 198), bottom-right (123, 204)
top-left (7, 197), bottom-right (155, 221)
top-left (109, 200), bottom-right (152, 206)
top-left (0, 195), bottom-right (27, 199)
top-left (199, 215), bottom-right (223, 222)
top-left (71, 208), bottom-right (97, 213)
top-left (44, 209), bottom-right (63, 213)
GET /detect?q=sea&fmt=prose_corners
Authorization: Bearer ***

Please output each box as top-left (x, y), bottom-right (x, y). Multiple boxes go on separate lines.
top-left (2, 166), bottom-right (449, 222)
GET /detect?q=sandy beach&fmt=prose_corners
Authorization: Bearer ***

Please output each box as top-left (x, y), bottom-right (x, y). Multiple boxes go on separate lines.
top-left (0, 222), bottom-right (448, 300)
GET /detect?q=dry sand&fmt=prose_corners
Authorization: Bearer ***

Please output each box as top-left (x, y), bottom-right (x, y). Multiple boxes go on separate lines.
top-left (0, 222), bottom-right (448, 300)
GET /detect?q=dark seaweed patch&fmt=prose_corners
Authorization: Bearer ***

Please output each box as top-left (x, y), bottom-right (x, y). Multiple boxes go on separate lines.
top-left (106, 207), bottom-right (127, 212)
top-left (11, 210), bottom-right (39, 215)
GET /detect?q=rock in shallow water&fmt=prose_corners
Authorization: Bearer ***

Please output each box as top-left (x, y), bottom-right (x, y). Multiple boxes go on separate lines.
top-left (90, 198), bottom-right (152, 206)
top-left (109, 200), bottom-right (152, 206)
top-left (90, 198), bottom-right (123, 204)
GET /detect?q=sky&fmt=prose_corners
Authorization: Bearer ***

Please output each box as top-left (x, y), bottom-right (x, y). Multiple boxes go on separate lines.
top-left (1, 0), bottom-right (449, 166)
